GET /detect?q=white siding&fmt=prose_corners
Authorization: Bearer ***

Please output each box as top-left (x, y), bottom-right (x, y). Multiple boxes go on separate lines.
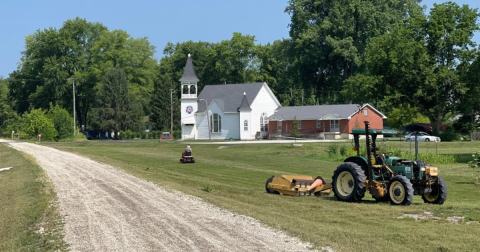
top-left (180, 98), bottom-right (198, 124)
top-left (250, 84), bottom-right (280, 136)
top-left (239, 111), bottom-right (253, 139)
top-left (195, 101), bottom-right (240, 139)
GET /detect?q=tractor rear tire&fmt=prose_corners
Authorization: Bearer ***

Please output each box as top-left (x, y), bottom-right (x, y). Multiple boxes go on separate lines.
top-left (332, 162), bottom-right (366, 202)
top-left (265, 176), bottom-right (278, 194)
top-left (422, 175), bottom-right (447, 204)
top-left (388, 175), bottom-right (414, 205)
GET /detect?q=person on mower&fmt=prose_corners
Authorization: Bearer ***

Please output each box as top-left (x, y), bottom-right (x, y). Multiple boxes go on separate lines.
top-left (182, 144), bottom-right (192, 158)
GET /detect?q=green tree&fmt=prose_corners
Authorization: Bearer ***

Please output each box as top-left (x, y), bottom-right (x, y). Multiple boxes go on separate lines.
top-left (22, 109), bottom-right (57, 140)
top-left (47, 104), bottom-right (73, 140)
top-left (9, 18), bottom-right (157, 130)
top-left (149, 76), bottom-right (172, 130)
top-left (343, 2), bottom-right (479, 133)
top-left (90, 68), bottom-right (142, 139)
top-left (0, 78), bottom-right (19, 134)
top-left (290, 116), bottom-right (301, 139)
top-left (285, 0), bottom-right (422, 104)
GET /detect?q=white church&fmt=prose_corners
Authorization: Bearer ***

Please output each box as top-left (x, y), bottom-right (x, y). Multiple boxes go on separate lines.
top-left (180, 54), bottom-right (281, 140)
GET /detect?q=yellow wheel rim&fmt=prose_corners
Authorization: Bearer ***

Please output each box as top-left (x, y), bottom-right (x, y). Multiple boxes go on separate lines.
top-left (389, 181), bottom-right (405, 204)
top-left (337, 171), bottom-right (354, 196)
top-left (424, 184), bottom-right (439, 202)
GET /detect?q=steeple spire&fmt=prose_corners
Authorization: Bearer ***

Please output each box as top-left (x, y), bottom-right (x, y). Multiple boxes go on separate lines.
top-left (179, 53), bottom-right (199, 82)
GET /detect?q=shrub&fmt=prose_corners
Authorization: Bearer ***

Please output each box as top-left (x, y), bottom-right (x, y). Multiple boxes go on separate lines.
top-left (468, 151), bottom-right (480, 184)
top-left (439, 128), bottom-right (461, 142)
top-left (173, 130), bottom-right (181, 139)
top-left (47, 104), bottom-right (73, 141)
top-left (22, 109), bottom-right (57, 141)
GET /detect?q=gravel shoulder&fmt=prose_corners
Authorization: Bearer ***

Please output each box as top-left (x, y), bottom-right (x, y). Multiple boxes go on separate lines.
top-left (5, 140), bottom-right (330, 252)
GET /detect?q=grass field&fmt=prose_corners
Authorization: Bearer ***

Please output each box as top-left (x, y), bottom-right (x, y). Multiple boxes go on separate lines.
top-left (38, 140), bottom-right (480, 251)
top-left (0, 144), bottom-right (68, 252)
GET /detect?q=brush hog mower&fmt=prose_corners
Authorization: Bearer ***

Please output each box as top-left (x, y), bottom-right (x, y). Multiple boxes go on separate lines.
top-left (265, 175), bottom-right (332, 196)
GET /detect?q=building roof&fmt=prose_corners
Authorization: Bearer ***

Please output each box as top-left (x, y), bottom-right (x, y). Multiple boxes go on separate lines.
top-left (268, 104), bottom-right (386, 120)
top-left (238, 92), bottom-right (252, 112)
top-left (197, 83), bottom-right (265, 113)
top-left (179, 54), bottom-right (199, 82)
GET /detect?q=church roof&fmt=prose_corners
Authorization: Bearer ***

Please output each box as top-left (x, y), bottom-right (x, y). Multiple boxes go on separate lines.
top-left (197, 83), bottom-right (265, 113)
top-left (237, 92), bottom-right (252, 112)
top-left (179, 54), bottom-right (199, 82)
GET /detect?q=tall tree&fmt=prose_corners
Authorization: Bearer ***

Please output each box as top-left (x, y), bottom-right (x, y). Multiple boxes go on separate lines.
top-left (89, 68), bottom-right (142, 139)
top-left (9, 18), bottom-right (157, 131)
top-left (285, 0), bottom-right (422, 104)
top-left (342, 2), bottom-right (480, 133)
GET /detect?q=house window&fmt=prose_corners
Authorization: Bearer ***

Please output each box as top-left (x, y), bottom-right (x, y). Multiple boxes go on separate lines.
top-left (364, 109), bottom-right (368, 116)
top-left (316, 120), bottom-right (321, 128)
top-left (297, 120), bottom-right (302, 129)
top-left (260, 112), bottom-right (268, 132)
top-left (330, 120), bottom-right (339, 132)
top-left (244, 120), bottom-right (248, 131)
top-left (210, 113), bottom-right (221, 133)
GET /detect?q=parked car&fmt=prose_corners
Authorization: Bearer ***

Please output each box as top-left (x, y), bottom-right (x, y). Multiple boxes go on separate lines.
top-left (404, 131), bottom-right (441, 142)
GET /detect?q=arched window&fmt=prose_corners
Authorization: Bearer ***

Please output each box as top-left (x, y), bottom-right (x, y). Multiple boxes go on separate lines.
top-left (183, 84), bottom-right (189, 94)
top-left (260, 112), bottom-right (268, 132)
top-left (210, 113), bottom-right (221, 133)
top-left (190, 85), bottom-right (196, 95)
top-left (244, 120), bottom-right (248, 131)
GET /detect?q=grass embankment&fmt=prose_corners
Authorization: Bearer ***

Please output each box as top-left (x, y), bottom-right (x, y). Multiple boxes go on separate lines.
top-left (47, 140), bottom-right (480, 252)
top-left (0, 144), bottom-right (67, 251)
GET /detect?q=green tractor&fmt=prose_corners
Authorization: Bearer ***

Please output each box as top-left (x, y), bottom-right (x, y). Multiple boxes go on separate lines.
top-left (332, 121), bottom-right (447, 205)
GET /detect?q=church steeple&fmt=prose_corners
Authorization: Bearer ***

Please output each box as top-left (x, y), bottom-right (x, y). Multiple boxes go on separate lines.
top-left (179, 54), bottom-right (199, 99)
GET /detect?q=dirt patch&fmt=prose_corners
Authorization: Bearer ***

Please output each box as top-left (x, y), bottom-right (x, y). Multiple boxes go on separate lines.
top-left (398, 211), bottom-right (478, 224)
top-left (6, 141), bottom-right (332, 252)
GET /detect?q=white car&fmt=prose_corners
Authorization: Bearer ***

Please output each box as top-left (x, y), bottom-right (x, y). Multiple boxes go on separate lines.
top-left (404, 132), bottom-right (441, 142)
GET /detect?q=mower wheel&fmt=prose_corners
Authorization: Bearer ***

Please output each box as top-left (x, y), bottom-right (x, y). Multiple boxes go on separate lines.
top-left (422, 175), bottom-right (447, 204)
top-left (332, 162), bottom-right (366, 202)
top-left (265, 176), bottom-right (278, 194)
top-left (388, 175), bottom-right (414, 205)
top-left (406, 139), bottom-right (412, 142)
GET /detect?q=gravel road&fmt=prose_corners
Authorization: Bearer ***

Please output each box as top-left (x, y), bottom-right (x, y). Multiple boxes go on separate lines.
top-left (5, 141), bottom-right (330, 252)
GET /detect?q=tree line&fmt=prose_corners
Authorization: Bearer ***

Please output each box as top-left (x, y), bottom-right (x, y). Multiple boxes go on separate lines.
top-left (1, 0), bottom-right (479, 141)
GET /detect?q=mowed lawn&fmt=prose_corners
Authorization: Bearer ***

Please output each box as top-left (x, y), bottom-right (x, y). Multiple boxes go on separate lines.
top-left (0, 144), bottom-right (67, 252)
top-left (46, 140), bottom-right (480, 252)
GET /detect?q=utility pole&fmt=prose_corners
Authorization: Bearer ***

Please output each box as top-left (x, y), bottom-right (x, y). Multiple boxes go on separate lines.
top-left (69, 78), bottom-right (77, 136)
top-left (171, 89), bottom-right (175, 139)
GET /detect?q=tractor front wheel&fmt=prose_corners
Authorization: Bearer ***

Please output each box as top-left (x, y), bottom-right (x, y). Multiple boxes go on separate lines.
top-left (332, 162), bottom-right (366, 202)
top-left (265, 176), bottom-right (278, 194)
top-left (422, 176), bottom-right (447, 204)
top-left (388, 176), bottom-right (414, 205)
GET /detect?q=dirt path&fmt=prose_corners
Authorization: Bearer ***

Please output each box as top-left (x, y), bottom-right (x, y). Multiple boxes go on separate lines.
top-left (5, 141), bottom-right (329, 252)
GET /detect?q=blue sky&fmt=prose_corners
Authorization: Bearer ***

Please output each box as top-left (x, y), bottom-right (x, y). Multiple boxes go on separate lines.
top-left (1, 0), bottom-right (479, 78)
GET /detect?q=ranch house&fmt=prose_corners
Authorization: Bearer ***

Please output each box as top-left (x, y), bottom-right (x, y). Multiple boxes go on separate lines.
top-left (267, 104), bottom-right (387, 140)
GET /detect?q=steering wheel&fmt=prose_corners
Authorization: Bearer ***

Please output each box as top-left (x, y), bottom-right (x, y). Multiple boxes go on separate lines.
top-left (385, 152), bottom-right (394, 158)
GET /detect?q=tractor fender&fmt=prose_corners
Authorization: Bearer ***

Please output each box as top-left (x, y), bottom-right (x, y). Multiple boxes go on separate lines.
top-left (343, 156), bottom-right (368, 176)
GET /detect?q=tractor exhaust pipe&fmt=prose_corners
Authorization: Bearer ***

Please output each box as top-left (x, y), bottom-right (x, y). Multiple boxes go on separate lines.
top-left (415, 134), bottom-right (418, 161)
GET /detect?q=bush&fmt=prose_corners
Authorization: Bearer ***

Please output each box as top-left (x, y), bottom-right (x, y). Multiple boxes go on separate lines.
top-left (439, 128), bottom-right (461, 142)
top-left (47, 104), bottom-right (73, 141)
top-left (22, 109), bottom-right (57, 140)
top-left (173, 130), bottom-right (181, 139)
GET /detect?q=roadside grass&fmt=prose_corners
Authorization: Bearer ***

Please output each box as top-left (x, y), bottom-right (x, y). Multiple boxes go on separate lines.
top-left (46, 140), bottom-right (480, 252)
top-left (0, 144), bottom-right (68, 251)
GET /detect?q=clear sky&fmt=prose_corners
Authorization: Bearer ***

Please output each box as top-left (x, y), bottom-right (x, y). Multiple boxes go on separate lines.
top-left (1, 0), bottom-right (479, 78)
